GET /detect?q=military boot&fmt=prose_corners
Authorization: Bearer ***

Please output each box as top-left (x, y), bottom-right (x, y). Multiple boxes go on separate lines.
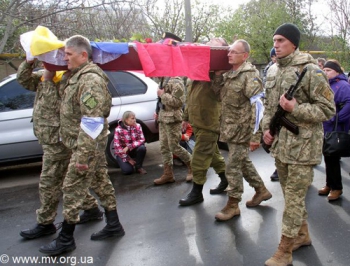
top-left (20, 223), bottom-right (56, 239)
top-left (39, 221), bottom-right (76, 256)
top-left (293, 220), bottom-right (312, 251)
top-left (179, 182), bottom-right (204, 206)
top-left (215, 197), bottom-right (240, 221)
top-left (184, 161), bottom-right (193, 182)
top-left (91, 209), bottom-right (125, 240)
top-left (78, 207), bottom-right (104, 224)
top-left (210, 172), bottom-right (228, 194)
top-left (265, 235), bottom-right (295, 266)
top-left (246, 185), bottom-right (272, 207)
top-left (154, 164), bottom-right (175, 185)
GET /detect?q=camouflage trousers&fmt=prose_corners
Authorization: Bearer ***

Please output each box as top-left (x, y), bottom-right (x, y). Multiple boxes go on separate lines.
top-left (226, 142), bottom-right (264, 201)
top-left (37, 142), bottom-right (71, 224)
top-left (159, 121), bottom-right (191, 165)
top-left (62, 138), bottom-right (117, 224)
top-left (275, 159), bottom-right (313, 238)
top-left (191, 127), bottom-right (226, 185)
top-left (80, 155), bottom-right (112, 211)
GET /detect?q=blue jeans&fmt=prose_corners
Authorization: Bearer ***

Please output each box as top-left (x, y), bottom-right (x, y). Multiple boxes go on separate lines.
top-left (116, 144), bottom-right (146, 175)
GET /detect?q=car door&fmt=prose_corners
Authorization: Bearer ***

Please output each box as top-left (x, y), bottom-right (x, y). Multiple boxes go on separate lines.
top-left (0, 77), bottom-right (43, 163)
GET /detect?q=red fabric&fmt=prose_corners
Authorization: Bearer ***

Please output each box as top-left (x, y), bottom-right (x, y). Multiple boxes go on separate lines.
top-left (136, 42), bottom-right (210, 81)
top-left (181, 123), bottom-right (193, 141)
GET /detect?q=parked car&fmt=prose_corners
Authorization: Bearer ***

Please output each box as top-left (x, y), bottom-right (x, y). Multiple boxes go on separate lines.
top-left (0, 70), bottom-right (159, 167)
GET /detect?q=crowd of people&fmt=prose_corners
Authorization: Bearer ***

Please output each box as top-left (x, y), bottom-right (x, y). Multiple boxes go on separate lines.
top-left (17, 22), bottom-right (350, 266)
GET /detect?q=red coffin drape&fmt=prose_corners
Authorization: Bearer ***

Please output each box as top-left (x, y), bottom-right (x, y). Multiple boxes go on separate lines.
top-left (135, 42), bottom-right (211, 81)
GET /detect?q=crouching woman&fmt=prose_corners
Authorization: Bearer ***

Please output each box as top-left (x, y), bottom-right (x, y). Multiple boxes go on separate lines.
top-left (114, 111), bottom-right (147, 174)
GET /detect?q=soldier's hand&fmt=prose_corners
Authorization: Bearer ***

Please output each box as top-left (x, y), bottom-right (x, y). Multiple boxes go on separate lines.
top-left (62, 70), bottom-right (72, 80)
top-left (279, 94), bottom-right (297, 112)
top-left (250, 142), bottom-right (260, 152)
top-left (214, 70), bottom-right (226, 76)
top-left (157, 88), bottom-right (164, 97)
top-left (263, 130), bottom-right (274, 145)
top-left (75, 163), bottom-right (88, 171)
top-left (43, 70), bottom-right (55, 81)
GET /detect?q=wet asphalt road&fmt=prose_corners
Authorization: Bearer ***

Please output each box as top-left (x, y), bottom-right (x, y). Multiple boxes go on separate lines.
top-left (0, 141), bottom-right (349, 266)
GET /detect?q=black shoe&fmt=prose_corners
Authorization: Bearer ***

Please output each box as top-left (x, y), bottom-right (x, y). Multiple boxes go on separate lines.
top-left (91, 210), bottom-right (125, 240)
top-left (179, 183), bottom-right (204, 206)
top-left (78, 207), bottom-right (103, 224)
top-left (210, 172), bottom-right (228, 194)
top-left (270, 169), bottom-right (279, 182)
top-left (39, 221), bottom-right (76, 256)
top-left (20, 223), bottom-right (56, 239)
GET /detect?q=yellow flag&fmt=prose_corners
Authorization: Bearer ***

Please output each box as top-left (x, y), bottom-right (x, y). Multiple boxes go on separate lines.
top-left (30, 26), bottom-right (65, 56)
top-left (40, 71), bottom-right (66, 83)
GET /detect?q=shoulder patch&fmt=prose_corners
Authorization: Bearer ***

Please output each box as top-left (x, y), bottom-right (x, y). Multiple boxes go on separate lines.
top-left (316, 70), bottom-right (323, 76)
top-left (321, 87), bottom-right (333, 101)
top-left (81, 92), bottom-right (98, 109)
top-left (253, 77), bottom-right (259, 83)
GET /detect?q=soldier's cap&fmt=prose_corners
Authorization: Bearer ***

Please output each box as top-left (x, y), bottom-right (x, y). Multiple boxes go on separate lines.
top-left (270, 47), bottom-right (276, 57)
top-left (273, 23), bottom-right (300, 48)
top-left (162, 32), bottom-right (182, 42)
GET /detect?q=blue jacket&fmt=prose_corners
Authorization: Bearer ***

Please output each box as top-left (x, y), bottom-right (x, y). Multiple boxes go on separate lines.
top-left (323, 73), bottom-right (350, 133)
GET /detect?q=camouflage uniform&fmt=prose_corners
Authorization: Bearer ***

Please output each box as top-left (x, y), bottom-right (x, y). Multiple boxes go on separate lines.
top-left (158, 77), bottom-right (191, 165)
top-left (262, 50), bottom-right (336, 237)
top-left (17, 61), bottom-right (71, 224)
top-left (214, 61), bottom-right (265, 201)
top-left (60, 62), bottom-right (116, 224)
top-left (183, 77), bottom-right (225, 185)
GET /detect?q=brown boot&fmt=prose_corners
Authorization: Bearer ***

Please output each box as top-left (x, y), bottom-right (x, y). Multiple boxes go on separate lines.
top-left (293, 220), bottom-right (312, 251)
top-left (215, 197), bottom-right (240, 221)
top-left (327, 190), bottom-right (342, 201)
top-left (318, 185), bottom-right (330, 195)
top-left (246, 185), bottom-right (272, 207)
top-left (153, 164), bottom-right (175, 185)
top-left (184, 161), bottom-right (193, 182)
top-left (265, 235), bottom-right (294, 266)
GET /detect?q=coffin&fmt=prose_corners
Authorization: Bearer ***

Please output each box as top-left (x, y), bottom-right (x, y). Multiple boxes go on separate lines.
top-left (43, 45), bottom-right (231, 72)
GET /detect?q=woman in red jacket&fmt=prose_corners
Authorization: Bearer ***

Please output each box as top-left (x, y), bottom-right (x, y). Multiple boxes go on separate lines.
top-left (114, 111), bottom-right (147, 175)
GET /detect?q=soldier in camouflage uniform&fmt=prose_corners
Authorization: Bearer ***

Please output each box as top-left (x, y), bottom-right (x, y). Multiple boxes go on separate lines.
top-left (262, 24), bottom-right (335, 266)
top-left (153, 77), bottom-right (193, 185)
top-left (17, 60), bottom-right (72, 239)
top-left (178, 38), bottom-right (228, 207)
top-left (17, 61), bottom-right (104, 241)
top-left (213, 39), bottom-right (272, 222)
top-left (40, 35), bottom-right (124, 256)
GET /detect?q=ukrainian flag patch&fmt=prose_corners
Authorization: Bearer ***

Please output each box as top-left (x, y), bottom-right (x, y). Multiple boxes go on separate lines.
top-left (316, 70), bottom-right (323, 76)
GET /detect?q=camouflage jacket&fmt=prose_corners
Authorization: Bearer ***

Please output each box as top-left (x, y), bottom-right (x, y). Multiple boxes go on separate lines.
top-left (158, 77), bottom-right (185, 124)
top-left (59, 62), bottom-right (111, 165)
top-left (17, 61), bottom-right (61, 145)
top-left (184, 75), bottom-right (222, 134)
top-left (213, 61), bottom-right (263, 144)
top-left (262, 49), bottom-right (336, 165)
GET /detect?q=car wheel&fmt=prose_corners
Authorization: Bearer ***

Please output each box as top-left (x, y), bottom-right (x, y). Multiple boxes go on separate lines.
top-left (105, 125), bottom-right (120, 168)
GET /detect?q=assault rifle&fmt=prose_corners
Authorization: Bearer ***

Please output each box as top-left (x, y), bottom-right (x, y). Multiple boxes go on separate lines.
top-left (262, 67), bottom-right (307, 153)
top-left (155, 77), bottom-right (170, 127)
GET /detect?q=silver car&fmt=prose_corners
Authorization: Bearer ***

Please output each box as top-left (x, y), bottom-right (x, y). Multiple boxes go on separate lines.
top-left (0, 70), bottom-right (159, 167)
